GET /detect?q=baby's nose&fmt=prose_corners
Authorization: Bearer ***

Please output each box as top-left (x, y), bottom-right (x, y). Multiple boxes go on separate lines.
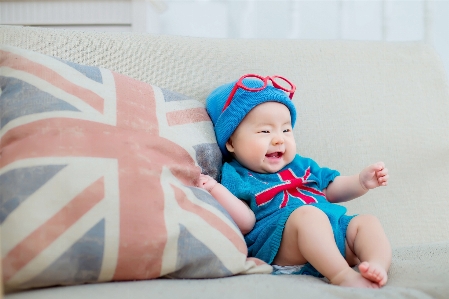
top-left (272, 134), bottom-right (284, 145)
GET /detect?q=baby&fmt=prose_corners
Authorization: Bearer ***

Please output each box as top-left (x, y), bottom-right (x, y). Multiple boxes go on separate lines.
top-left (198, 74), bottom-right (391, 288)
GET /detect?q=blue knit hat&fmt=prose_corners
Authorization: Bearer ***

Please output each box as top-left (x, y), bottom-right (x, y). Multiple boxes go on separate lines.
top-left (206, 77), bottom-right (297, 156)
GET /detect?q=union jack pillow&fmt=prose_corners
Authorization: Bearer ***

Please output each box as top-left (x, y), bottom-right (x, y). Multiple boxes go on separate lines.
top-left (0, 46), bottom-right (271, 292)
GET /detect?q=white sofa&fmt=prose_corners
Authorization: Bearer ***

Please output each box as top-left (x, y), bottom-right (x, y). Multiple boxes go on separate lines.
top-left (1, 25), bottom-right (449, 299)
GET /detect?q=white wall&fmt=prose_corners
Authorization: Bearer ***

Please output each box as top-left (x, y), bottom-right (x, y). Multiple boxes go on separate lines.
top-left (155, 0), bottom-right (449, 77)
top-left (1, 0), bottom-right (449, 77)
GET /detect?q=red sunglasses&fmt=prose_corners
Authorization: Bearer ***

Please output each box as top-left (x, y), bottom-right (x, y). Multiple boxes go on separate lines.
top-left (222, 74), bottom-right (296, 112)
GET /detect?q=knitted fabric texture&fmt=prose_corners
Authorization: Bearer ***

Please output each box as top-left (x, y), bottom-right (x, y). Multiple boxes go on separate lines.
top-left (220, 154), bottom-right (355, 274)
top-left (205, 78), bottom-right (297, 156)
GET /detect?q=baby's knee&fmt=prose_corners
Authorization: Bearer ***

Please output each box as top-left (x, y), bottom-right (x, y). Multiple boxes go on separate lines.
top-left (352, 214), bottom-right (382, 227)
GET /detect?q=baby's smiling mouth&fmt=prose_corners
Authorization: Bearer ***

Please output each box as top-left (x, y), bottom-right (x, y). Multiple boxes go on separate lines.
top-left (265, 152), bottom-right (283, 158)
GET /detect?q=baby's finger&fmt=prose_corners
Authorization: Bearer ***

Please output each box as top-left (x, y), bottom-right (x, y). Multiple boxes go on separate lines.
top-left (378, 174), bottom-right (389, 185)
top-left (197, 176), bottom-right (208, 186)
top-left (378, 167), bottom-right (388, 176)
top-left (375, 162), bottom-right (385, 171)
top-left (377, 169), bottom-right (389, 180)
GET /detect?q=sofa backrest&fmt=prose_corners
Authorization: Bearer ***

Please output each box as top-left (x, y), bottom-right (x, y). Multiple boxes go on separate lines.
top-left (1, 25), bottom-right (449, 249)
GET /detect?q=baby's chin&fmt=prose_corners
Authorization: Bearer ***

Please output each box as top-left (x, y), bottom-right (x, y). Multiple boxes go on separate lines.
top-left (256, 162), bottom-right (290, 174)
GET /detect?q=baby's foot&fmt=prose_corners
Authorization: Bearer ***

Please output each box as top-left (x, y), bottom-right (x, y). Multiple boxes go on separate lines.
top-left (358, 261), bottom-right (388, 287)
top-left (330, 268), bottom-right (380, 289)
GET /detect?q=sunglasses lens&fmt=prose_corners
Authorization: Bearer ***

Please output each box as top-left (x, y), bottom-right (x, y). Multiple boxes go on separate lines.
top-left (271, 77), bottom-right (292, 91)
top-left (241, 76), bottom-right (265, 90)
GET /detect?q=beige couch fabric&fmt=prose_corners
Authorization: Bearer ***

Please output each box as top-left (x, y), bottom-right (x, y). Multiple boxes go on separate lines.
top-left (1, 25), bottom-right (449, 299)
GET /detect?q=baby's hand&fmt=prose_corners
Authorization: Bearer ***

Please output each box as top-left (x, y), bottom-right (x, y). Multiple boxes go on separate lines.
top-left (359, 162), bottom-right (389, 190)
top-left (197, 174), bottom-right (218, 193)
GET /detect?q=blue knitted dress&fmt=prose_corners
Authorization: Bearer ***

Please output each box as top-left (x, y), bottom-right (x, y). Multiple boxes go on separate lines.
top-left (221, 154), bottom-right (356, 277)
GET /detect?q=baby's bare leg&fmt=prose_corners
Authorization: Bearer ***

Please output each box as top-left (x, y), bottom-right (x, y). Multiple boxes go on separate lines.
top-left (345, 215), bottom-right (392, 286)
top-left (273, 206), bottom-right (379, 288)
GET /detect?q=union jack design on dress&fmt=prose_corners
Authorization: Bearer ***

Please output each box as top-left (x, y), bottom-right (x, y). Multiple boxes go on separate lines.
top-left (255, 167), bottom-right (325, 208)
top-left (0, 46), bottom-right (270, 291)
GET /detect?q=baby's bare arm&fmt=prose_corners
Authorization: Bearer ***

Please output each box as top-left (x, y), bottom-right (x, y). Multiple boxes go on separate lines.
top-left (197, 174), bottom-right (255, 234)
top-left (325, 162), bottom-right (389, 203)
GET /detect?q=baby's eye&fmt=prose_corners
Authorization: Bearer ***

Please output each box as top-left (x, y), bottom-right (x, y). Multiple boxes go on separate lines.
top-left (260, 130), bottom-right (270, 133)
top-left (283, 129), bottom-right (291, 133)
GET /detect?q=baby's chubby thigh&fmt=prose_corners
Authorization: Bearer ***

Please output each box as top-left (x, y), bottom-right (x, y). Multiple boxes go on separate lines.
top-left (272, 205), bottom-right (332, 266)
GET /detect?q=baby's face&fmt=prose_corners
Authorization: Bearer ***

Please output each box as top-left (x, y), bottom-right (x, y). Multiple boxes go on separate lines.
top-left (226, 102), bottom-right (296, 174)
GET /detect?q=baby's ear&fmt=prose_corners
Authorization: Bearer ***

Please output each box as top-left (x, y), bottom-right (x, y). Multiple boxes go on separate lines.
top-left (225, 139), bottom-right (235, 153)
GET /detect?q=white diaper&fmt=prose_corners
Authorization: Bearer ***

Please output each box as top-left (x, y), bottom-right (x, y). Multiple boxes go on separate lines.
top-left (272, 264), bottom-right (305, 275)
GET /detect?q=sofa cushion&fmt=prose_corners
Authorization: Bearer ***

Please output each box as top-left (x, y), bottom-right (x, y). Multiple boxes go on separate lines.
top-left (0, 45), bottom-right (271, 292)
